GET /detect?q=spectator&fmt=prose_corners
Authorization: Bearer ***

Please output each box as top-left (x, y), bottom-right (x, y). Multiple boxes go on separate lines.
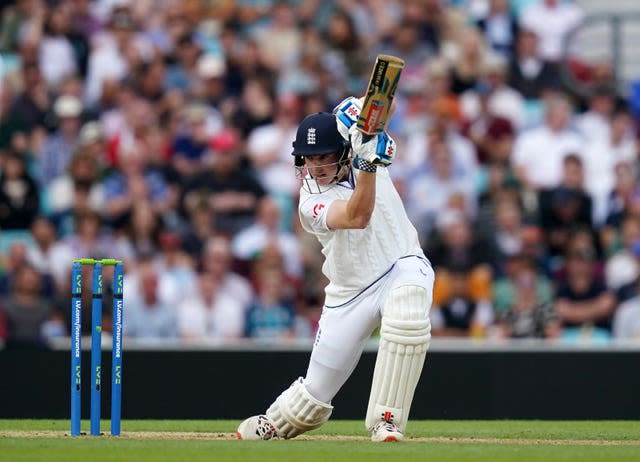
top-left (170, 103), bottom-right (220, 178)
top-left (430, 265), bottom-right (494, 337)
top-left (245, 264), bottom-right (296, 340)
top-left (181, 202), bottom-right (217, 259)
top-left (405, 140), bottom-right (476, 240)
top-left (38, 95), bottom-right (83, 187)
top-left (200, 235), bottom-right (254, 310)
top-left (497, 258), bottom-right (560, 338)
top-left (575, 86), bottom-right (617, 144)
top-left (181, 128), bottom-right (266, 234)
top-left (538, 154), bottom-right (593, 257)
top-left (511, 95), bottom-right (583, 190)
top-left (178, 270), bottom-right (246, 341)
top-left (101, 145), bottom-right (171, 228)
top-left (250, 1), bottom-right (302, 71)
top-left (232, 196), bottom-right (303, 281)
top-left (581, 109), bottom-right (636, 226)
top-left (519, 0), bottom-right (584, 63)
top-left (25, 216), bottom-right (58, 281)
top-left (46, 146), bottom-right (105, 216)
top-left (605, 217), bottom-right (640, 292)
top-left (476, 0), bottom-right (519, 59)
top-left (84, 5), bottom-right (147, 108)
top-left (246, 94), bottom-right (302, 205)
top-left (613, 296), bottom-right (640, 340)
top-left (0, 150), bottom-right (40, 230)
top-left (554, 241), bottom-right (616, 339)
top-left (508, 28), bottom-right (561, 101)
top-left (5, 61), bottom-right (47, 143)
top-left (445, 26), bottom-right (491, 95)
top-left (1, 264), bottom-right (59, 348)
top-left (493, 253), bottom-right (555, 318)
top-left (123, 262), bottom-right (179, 340)
top-left (48, 208), bottom-right (125, 285)
top-left (118, 203), bottom-right (162, 262)
top-left (38, 1), bottom-right (81, 89)
top-left (460, 53), bottom-right (525, 131)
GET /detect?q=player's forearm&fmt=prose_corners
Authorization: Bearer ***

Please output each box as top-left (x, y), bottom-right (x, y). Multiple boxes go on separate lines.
top-left (345, 171), bottom-right (376, 228)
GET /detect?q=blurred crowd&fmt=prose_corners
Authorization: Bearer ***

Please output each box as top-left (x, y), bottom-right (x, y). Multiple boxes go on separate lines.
top-left (1, 0), bottom-right (640, 348)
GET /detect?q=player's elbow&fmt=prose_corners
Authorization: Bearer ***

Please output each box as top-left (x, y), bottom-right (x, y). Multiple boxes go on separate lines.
top-left (351, 215), bottom-right (371, 229)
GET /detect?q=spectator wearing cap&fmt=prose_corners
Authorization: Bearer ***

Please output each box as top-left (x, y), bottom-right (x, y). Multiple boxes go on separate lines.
top-left (538, 154), bottom-right (593, 257)
top-left (0, 150), bottom-right (40, 230)
top-left (182, 128), bottom-right (266, 235)
top-left (508, 28), bottom-right (561, 101)
top-left (193, 53), bottom-right (228, 107)
top-left (38, 95), bottom-right (83, 187)
top-left (511, 95), bottom-right (583, 191)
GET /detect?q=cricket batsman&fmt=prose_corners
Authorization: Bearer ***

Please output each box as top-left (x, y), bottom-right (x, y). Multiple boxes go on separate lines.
top-left (237, 94), bottom-right (434, 442)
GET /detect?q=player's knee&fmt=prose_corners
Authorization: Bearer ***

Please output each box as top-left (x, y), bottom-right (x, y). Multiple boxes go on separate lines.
top-left (381, 285), bottom-right (431, 345)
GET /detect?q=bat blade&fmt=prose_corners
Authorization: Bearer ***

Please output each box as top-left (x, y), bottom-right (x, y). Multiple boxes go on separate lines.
top-left (357, 54), bottom-right (405, 135)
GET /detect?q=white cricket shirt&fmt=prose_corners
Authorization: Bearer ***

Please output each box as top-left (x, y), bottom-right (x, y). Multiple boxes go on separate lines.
top-left (298, 167), bottom-right (424, 307)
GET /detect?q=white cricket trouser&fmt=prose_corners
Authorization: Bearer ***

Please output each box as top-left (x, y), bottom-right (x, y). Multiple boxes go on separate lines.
top-left (303, 256), bottom-right (433, 403)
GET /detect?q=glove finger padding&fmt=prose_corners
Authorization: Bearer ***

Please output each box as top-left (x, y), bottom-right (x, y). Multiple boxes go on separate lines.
top-left (348, 124), bottom-right (396, 166)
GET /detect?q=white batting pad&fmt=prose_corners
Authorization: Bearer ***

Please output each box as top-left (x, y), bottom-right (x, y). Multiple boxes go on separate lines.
top-left (365, 284), bottom-right (431, 432)
top-left (266, 377), bottom-right (333, 439)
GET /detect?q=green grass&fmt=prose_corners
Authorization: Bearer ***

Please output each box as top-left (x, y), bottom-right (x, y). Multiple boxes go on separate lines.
top-left (1, 420), bottom-right (639, 462)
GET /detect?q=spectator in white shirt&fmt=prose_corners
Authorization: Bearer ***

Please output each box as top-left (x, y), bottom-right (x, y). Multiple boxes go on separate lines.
top-left (232, 196), bottom-right (303, 281)
top-left (177, 270), bottom-right (247, 342)
top-left (124, 262), bottom-right (179, 340)
top-left (519, 0), bottom-right (584, 62)
top-left (511, 95), bottom-right (583, 190)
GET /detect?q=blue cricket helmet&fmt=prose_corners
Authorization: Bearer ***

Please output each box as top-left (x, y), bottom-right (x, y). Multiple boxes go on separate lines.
top-left (292, 112), bottom-right (350, 166)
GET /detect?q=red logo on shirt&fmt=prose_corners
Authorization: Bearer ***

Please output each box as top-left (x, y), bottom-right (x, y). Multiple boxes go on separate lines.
top-left (312, 203), bottom-right (325, 218)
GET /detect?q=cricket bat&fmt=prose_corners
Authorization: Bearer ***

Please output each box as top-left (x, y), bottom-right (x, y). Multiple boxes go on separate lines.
top-left (356, 54), bottom-right (405, 135)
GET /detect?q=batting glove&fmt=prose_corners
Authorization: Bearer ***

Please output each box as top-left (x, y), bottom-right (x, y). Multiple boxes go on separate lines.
top-left (348, 124), bottom-right (396, 167)
top-left (333, 96), bottom-right (362, 141)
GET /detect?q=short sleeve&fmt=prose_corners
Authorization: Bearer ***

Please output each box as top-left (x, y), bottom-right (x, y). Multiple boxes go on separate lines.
top-left (299, 194), bottom-right (336, 234)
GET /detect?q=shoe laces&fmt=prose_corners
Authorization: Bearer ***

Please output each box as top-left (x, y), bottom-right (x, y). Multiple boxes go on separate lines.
top-left (374, 420), bottom-right (399, 433)
top-left (256, 415), bottom-right (277, 438)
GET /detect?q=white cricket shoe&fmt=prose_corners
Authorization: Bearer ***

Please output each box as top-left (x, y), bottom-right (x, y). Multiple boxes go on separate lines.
top-left (371, 420), bottom-right (403, 442)
top-left (236, 414), bottom-right (277, 440)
